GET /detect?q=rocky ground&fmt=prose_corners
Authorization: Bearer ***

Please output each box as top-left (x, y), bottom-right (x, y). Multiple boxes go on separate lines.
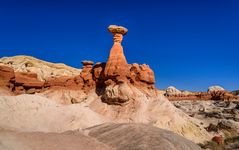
top-left (172, 100), bottom-right (239, 149)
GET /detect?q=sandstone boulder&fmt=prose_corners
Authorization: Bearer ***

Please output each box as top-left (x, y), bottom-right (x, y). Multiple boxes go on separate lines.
top-left (108, 25), bottom-right (128, 35)
top-left (102, 83), bottom-right (135, 105)
top-left (208, 86), bottom-right (225, 92)
top-left (165, 86), bottom-right (181, 96)
top-left (81, 60), bottom-right (94, 66)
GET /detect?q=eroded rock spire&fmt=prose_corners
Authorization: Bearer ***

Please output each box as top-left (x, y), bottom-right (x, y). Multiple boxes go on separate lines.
top-left (104, 25), bottom-right (129, 82)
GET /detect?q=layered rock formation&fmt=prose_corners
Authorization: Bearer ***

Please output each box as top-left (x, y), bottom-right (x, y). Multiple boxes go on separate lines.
top-left (0, 25), bottom-right (157, 105)
top-left (165, 86), bottom-right (238, 101)
top-left (101, 25), bottom-right (156, 104)
top-left (0, 123), bottom-right (201, 150)
top-left (0, 25), bottom-right (225, 146)
top-left (84, 123), bottom-right (201, 150)
top-left (104, 25), bottom-right (129, 81)
top-left (0, 65), bottom-right (14, 88)
top-left (0, 55), bottom-right (81, 81)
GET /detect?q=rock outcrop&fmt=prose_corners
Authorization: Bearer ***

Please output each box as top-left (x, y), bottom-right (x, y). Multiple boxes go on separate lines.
top-left (100, 25), bottom-right (156, 104)
top-left (165, 86), bottom-right (181, 96)
top-left (104, 25), bottom-right (129, 82)
top-left (0, 25), bottom-right (156, 105)
top-left (0, 123), bottom-right (202, 150)
top-left (84, 123), bottom-right (201, 150)
top-left (0, 65), bottom-right (14, 88)
top-left (208, 86), bottom-right (225, 92)
top-left (172, 100), bottom-right (239, 149)
top-left (0, 55), bottom-right (81, 81)
top-left (165, 86), bottom-right (238, 101)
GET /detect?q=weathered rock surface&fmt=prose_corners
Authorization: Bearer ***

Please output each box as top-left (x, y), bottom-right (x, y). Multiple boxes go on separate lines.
top-left (0, 129), bottom-right (112, 150)
top-left (14, 72), bottom-right (44, 88)
top-left (104, 25), bottom-right (129, 82)
top-left (0, 94), bottom-right (107, 132)
top-left (0, 65), bottom-right (14, 88)
top-left (129, 63), bottom-right (155, 84)
top-left (102, 83), bottom-right (135, 105)
top-left (0, 25), bottom-right (157, 104)
top-left (0, 123), bottom-right (202, 150)
top-left (0, 89), bottom-right (210, 143)
top-left (108, 25), bottom-right (128, 35)
top-left (81, 60), bottom-right (94, 66)
top-left (165, 86), bottom-right (181, 96)
top-left (0, 55), bottom-right (81, 81)
top-left (208, 86), bottom-right (225, 92)
top-left (172, 100), bottom-right (239, 149)
top-left (84, 123), bottom-right (201, 150)
top-left (165, 86), bottom-right (238, 101)
top-left (0, 25), bottom-right (222, 146)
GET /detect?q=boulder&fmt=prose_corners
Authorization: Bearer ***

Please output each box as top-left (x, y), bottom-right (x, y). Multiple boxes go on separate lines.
top-left (208, 86), bottom-right (225, 93)
top-left (108, 25), bottom-right (128, 35)
top-left (102, 83), bottom-right (134, 105)
top-left (165, 86), bottom-right (181, 96)
top-left (212, 135), bottom-right (224, 146)
top-left (81, 60), bottom-right (94, 66)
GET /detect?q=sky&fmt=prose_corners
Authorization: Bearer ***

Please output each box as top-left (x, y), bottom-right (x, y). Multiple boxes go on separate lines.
top-left (0, 0), bottom-right (238, 91)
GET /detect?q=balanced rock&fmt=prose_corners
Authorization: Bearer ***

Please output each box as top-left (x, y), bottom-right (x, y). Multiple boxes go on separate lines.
top-left (108, 25), bottom-right (128, 35)
top-left (104, 25), bottom-right (129, 83)
top-left (81, 60), bottom-right (94, 66)
top-left (0, 25), bottom-right (157, 103)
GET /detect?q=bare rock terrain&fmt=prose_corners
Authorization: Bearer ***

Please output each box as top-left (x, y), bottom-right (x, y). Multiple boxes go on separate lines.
top-left (1, 25), bottom-right (238, 149)
top-left (0, 55), bottom-right (81, 81)
top-left (0, 129), bottom-right (112, 150)
top-left (0, 123), bottom-right (202, 150)
top-left (172, 100), bottom-right (239, 149)
top-left (84, 123), bottom-right (201, 150)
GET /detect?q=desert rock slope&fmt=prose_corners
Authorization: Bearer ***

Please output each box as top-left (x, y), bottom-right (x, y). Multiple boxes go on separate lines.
top-left (0, 55), bottom-right (81, 81)
top-left (0, 25), bottom-right (221, 149)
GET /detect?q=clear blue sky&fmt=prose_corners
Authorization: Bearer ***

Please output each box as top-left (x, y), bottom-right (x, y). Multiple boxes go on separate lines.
top-left (0, 0), bottom-right (238, 91)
